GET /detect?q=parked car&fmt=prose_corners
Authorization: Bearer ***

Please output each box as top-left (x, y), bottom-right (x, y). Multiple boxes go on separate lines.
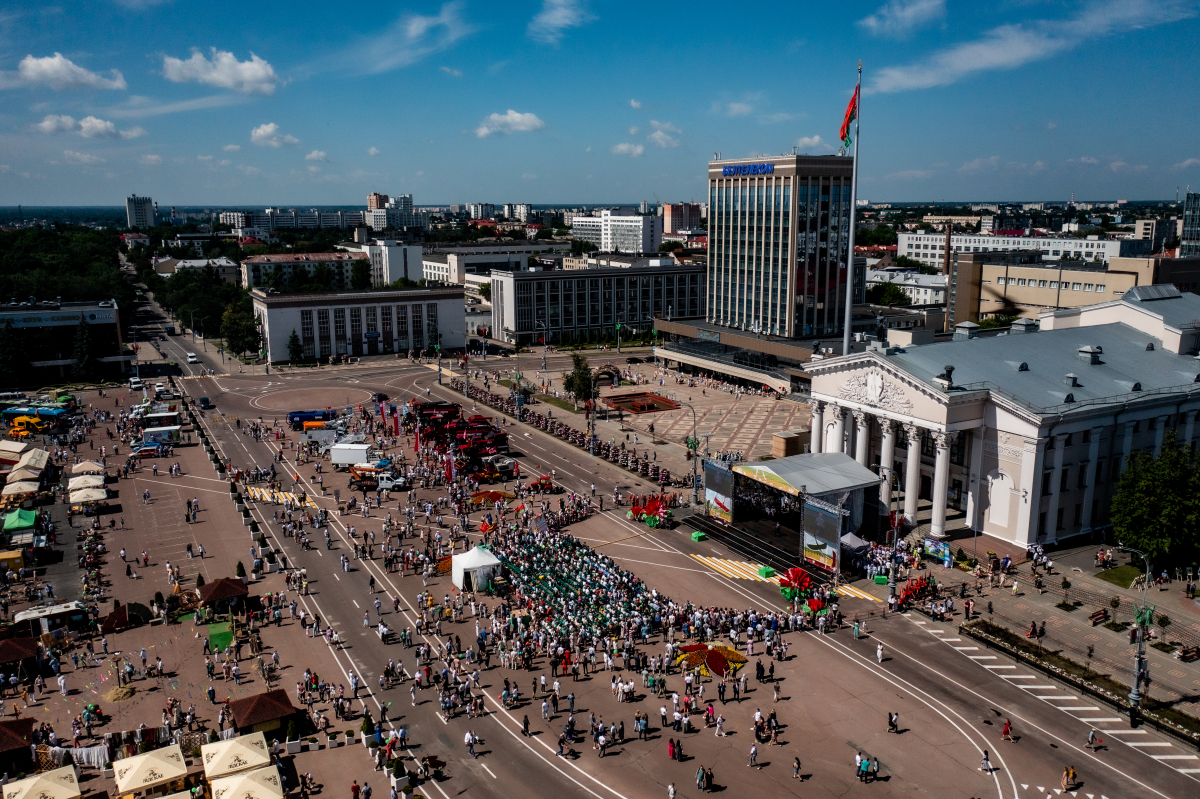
top-left (625, 357), bottom-right (643, 364)
top-left (198, 396), bottom-right (213, 409)
top-left (130, 442), bottom-right (163, 458)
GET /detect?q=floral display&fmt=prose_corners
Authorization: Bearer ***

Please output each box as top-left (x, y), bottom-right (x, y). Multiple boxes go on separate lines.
top-left (673, 643), bottom-right (748, 677)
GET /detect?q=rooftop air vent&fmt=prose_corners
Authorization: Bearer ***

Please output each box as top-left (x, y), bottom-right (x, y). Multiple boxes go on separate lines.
top-left (1064, 393), bottom-right (1075, 403)
top-left (1077, 345), bottom-right (1102, 365)
top-left (1065, 374), bottom-right (1080, 387)
top-left (1010, 318), bottom-right (1038, 334)
top-left (1146, 342), bottom-right (1155, 351)
top-left (1018, 362), bottom-right (1029, 372)
top-left (1131, 382), bottom-right (1142, 391)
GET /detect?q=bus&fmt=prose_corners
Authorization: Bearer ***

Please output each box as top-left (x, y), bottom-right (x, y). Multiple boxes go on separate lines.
top-left (287, 409), bottom-right (337, 429)
top-left (2, 407), bottom-right (69, 426)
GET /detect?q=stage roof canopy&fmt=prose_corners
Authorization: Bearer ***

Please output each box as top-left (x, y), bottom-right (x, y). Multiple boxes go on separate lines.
top-left (732, 453), bottom-right (879, 498)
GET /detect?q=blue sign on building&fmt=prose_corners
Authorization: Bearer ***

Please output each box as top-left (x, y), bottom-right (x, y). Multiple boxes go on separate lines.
top-left (721, 163), bottom-right (775, 176)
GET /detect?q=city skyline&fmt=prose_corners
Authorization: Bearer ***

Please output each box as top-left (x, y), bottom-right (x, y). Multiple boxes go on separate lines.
top-left (1, 0), bottom-right (1197, 207)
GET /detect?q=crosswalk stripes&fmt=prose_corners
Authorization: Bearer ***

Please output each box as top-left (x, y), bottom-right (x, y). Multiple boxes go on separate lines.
top-left (244, 485), bottom-right (315, 508)
top-left (689, 555), bottom-right (780, 584)
top-left (916, 619), bottom-right (1200, 783)
top-left (838, 583), bottom-right (882, 602)
top-left (181, 373), bottom-right (231, 379)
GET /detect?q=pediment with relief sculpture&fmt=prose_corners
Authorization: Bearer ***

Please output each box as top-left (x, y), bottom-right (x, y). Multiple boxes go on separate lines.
top-left (836, 367), bottom-right (914, 414)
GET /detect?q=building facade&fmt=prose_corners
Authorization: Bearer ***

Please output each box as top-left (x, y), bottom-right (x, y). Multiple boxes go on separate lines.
top-left (126, 195), bottom-right (154, 229)
top-left (569, 210), bottom-right (663, 253)
top-left (866, 270), bottom-right (946, 306)
top-left (1183, 192), bottom-right (1200, 258)
top-left (490, 262), bottom-right (705, 346)
top-left (0, 299), bottom-right (129, 383)
top-left (708, 155), bottom-right (860, 338)
top-left (219, 209), bottom-right (366, 230)
top-left (152, 257), bottom-right (240, 284)
top-left (252, 287), bottom-right (466, 361)
top-left (241, 253), bottom-right (368, 290)
top-left (367, 193), bottom-right (388, 210)
top-left (899, 231), bottom-right (1152, 268)
top-left (663, 203), bottom-right (702, 234)
top-left (807, 286), bottom-right (1200, 548)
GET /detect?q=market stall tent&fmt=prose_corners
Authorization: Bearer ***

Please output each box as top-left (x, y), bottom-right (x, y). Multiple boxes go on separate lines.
top-left (69, 488), bottom-right (108, 504)
top-left (6, 469), bottom-right (41, 483)
top-left (3, 509), bottom-right (35, 532)
top-left (113, 743), bottom-right (187, 795)
top-left (452, 546), bottom-right (501, 591)
top-left (2, 765), bottom-right (80, 799)
top-left (210, 766), bottom-right (284, 799)
top-left (14, 450), bottom-right (48, 472)
top-left (201, 731), bottom-right (269, 779)
top-left (72, 461), bottom-right (105, 474)
top-left (1, 482), bottom-right (39, 497)
top-left (68, 475), bottom-right (105, 491)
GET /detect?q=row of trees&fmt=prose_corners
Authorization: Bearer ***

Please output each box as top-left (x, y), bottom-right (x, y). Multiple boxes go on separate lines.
top-left (1, 226), bottom-right (136, 310)
top-left (1110, 433), bottom-right (1200, 569)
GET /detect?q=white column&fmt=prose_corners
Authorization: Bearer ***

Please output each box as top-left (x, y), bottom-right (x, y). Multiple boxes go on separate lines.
top-left (810, 401), bottom-right (824, 454)
top-left (1014, 436), bottom-right (1045, 547)
top-left (1154, 414), bottom-right (1169, 455)
top-left (903, 423), bottom-right (921, 523)
top-left (878, 419), bottom-right (896, 517)
top-left (1080, 425), bottom-right (1103, 533)
top-left (829, 405), bottom-right (846, 454)
top-left (1121, 420), bottom-right (1135, 473)
top-left (854, 411), bottom-right (871, 467)
top-left (1044, 433), bottom-right (1066, 541)
top-left (930, 432), bottom-right (951, 537)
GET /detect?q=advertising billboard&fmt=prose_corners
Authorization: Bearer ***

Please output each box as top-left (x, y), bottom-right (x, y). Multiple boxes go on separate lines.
top-left (704, 461), bottom-right (733, 524)
top-left (802, 503), bottom-right (840, 572)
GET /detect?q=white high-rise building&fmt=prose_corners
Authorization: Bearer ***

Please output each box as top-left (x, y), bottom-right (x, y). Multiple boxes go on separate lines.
top-left (569, 209), bottom-right (662, 253)
top-left (126, 195), bottom-right (154, 228)
top-left (467, 203), bottom-right (495, 220)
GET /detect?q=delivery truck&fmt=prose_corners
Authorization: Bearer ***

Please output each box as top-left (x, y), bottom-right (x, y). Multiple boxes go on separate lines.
top-left (330, 443), bottom-right (373, 470)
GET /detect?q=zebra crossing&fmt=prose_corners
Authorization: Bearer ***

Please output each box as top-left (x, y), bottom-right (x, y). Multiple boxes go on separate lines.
top-left (244, 485), bottom-right (316, 508)
top-left (689, 555), bottom-right (780, 584)
top-left (911, 617), bottom-right (1200, 783)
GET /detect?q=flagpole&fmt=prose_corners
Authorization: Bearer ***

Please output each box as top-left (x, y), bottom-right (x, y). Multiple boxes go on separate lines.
top-left (841, 61), bottom-right (862, 357)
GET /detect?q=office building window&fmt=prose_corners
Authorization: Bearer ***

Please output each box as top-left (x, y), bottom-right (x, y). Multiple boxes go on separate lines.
top-left (1041, 471), bottom-right (1052, 495)
top-left (411, 305), bottom-right (423, 350)
top-left (317, 309), bottom-right (331, 357)
top-left (426, 303), bottom-right (439, 350)
top-left (396, 305), bottom-right (408, 350)
top-left (349, 307), bottom-right (362, 338)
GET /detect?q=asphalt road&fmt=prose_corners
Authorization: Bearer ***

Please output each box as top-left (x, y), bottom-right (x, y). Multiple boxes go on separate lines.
top-left (129, 294), bottom-right (1198, 799)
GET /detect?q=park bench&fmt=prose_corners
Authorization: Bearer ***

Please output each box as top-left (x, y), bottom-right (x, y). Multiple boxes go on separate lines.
top-left (1088, 608), bottom-right (1109, 626)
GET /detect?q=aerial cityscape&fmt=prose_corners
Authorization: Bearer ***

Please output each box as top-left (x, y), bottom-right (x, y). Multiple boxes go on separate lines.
top-left (1, 2), bottom-right (1200, 799)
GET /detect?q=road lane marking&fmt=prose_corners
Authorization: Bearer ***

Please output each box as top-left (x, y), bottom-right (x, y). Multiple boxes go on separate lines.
top-left (480, 763), bottom-right (496, 779)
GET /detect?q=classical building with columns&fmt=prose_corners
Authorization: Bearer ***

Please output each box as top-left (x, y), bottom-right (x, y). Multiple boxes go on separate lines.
top-left (806, 285), bottom-right (1200, 548)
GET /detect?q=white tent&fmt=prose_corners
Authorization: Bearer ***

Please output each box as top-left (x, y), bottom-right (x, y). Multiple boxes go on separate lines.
top-left (68, 475), bottom-right (105, 491)
top-left (3, 766), bottom-right (80, 799)
top-left (210, 766), bottom-right (284, 799)
top-left (1, 482), bottom-right (40, 497)
top-left (6, 468), bottom-right (41, 483)
top-left (201, 731), bottom-right (270, 779)
top-left (452, 546), bottom-right (502, 591)
top-left (72, 461), bottom-right (106, 475)
top-left (15, 450), bottom-right (48, 472)
top-left (69, 488), bottom-right (107, 504)
top-left (113, 744), bottom-right (187, 794)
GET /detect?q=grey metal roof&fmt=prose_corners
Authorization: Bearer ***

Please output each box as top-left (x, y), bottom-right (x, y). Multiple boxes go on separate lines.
top-left (1120, 288), bottom-right (1200, 330)
top-left (732, 453), bottom-right (880, 497)
top-left (888, 322), bottom-right (1200, 414)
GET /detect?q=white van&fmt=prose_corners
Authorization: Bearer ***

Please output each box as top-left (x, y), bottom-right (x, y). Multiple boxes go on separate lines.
top-left (186, 353), bottom-right (199, 364)
top-left (129, 377), bottom-right (143, 390)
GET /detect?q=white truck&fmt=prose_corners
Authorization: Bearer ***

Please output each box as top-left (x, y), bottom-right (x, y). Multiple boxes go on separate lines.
top-left (330, 443), bottom-right (374, 470)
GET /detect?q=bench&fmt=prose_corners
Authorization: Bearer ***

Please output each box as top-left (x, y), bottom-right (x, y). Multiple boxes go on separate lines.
top-left (1180, 646), bottom-right (1200, 663)
top-left (1088, 609), bottom-right (1109, 626)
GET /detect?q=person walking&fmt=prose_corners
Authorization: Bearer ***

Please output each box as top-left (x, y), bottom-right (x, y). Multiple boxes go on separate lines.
top-left (747, 743), bottom-right (758, 769)
top-left (979, 750), bottom-right (992, 774)
top-left (1085, 728), bottom-right (1101, 751)
top-left (464, 730), bottom-right (476, 758)
top-left (887, 712), bottom-right (898, 734)
top-left (1002, 718), bottom-right (1015, 742)
top-left (876, 643), bottom-right (884, 663)
top-left (792, 756), bottom-right (801, 779)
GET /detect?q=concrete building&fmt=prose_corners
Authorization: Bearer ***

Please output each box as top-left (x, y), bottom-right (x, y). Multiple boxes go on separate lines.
top-left (561, 253), bottom-right (676, 270)
top-left (1134, 218), bottom-right (1169, 251)
top-left (899, 231), bottom-right (1152, 267)
top-left (663, 203), bottom-right (702, 234)
top-left (569, 210), bottom-right (663, 253)
top-left (1183, 192), bottom-right (1200, 258)
top-left (251, 287), bottom-right (465, 360)
top-left (490, 261), bottom-right (705, 347)
top-left (218, 209), bottom-right (365, 230)
top-left (467, 203), bottom-right (495, 220)
top-left (418, 243), bottom-right (569, 284)
top-left (337, 240), bottom-right (423, 286)
top-left (152, 257), bottom-right (240, 284)
top-left (807, 285), bottom-right (1200, 547)
top-left (922, 215), bottom-right (981, 230)
top-left (125, 195), bottom-right (154, 229)
top-left (0, 299), bottom-right (130, 383)
top-left (866, 270), bottom-right (947, 306)
top-left (241, 253), bottom-right (368, 290)
top-left (367, 193), bottom-right (388, 210)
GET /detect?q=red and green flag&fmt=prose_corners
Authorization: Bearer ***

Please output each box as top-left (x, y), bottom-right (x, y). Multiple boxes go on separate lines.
top-left (839, 83), bottom-right (859, 150)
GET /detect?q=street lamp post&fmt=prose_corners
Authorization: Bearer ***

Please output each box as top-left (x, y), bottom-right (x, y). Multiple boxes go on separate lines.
top-left (616, 315), bottom-right (623, 354)
top-left (1119, 544), bottom-right (1152, 726)
top-left (681, 403), bottom-right (700, 506)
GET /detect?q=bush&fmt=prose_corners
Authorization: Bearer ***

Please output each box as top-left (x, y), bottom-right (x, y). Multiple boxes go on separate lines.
top-left (1110, 595), bottom-right (1121, 610)
top-left (361, 711), bottom-right (374, 734)
top-left (154, 591), bottom-right (165, 606)
top-left (196, 574), bottom-right (206, 588)
top-left (61, 752), bottom-right (74, 767)
top-left (1061, 577), bottom-right (1071, 591)
top-left (256, 534), bottom-right (268, 548)
top-left (209, 730), bottom-right (219, 743)
top-left (236, 561), bottom-right (246, 577)
top-left (367, 740), bottom-right (378, 748)
top-left (956, 548), bottom-right (966, 562)
top-left (285, 720), bottom-right (297, 741)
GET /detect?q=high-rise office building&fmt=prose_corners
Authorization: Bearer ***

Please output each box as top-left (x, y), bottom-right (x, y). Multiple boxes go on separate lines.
top-left (368, 192), bottom-right (389, 210)
top-left (1183, 192), bottom-right (1200, 258)
top-left (569, 210), bottom-right (662, 253)
top-left (663, 203), bottom-right (701, 234)
top-left (707, 155), bottom-right (859, 337)
top-left (126, 194), bottom-right (154, 228)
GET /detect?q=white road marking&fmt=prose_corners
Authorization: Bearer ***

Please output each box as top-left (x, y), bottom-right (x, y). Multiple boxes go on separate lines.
top-left (480, 763), bottom-right (497, 779)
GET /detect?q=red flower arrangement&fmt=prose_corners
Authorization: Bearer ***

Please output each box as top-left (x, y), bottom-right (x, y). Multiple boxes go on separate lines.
top-left (673, 643), bottom-right (748, 677)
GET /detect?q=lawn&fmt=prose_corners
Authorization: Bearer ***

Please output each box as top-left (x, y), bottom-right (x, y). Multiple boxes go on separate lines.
top-left (1095, 564), bottom-right (1142, 589)
top-left (496, 379), bottom-right (581, 414)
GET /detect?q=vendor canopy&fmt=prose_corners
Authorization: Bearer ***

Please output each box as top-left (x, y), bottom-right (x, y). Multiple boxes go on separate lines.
top-left (732, 452), bottom-right (879, 498)
top-left (6, 469), bottom-right (41, 483)
top-left (1, 482), bottom-right (39, 497)
top-left (72, 461), bottom-right (105, 474)
top-left (3, 509), bottom-right (35, 532)
top-left (68, 475), bottom-right (105, 490)
top-left (452, 545), bottom-right (501, 590)
top-left (14, 450), bottom-right (48, 472)
top-left (3, 766), bottom-right (80, 799)
top-left (113, 743), bottom-right (187, 794)
top-left (211, 766), bottom-right (285, 799)
top-left (202, 731), bottom-right (270, 778)
top-left (69, 488), bottom-right (107, 504)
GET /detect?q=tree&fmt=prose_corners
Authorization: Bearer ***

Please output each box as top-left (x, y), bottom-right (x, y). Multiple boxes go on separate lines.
top-left (477, 282), bottom-right (491, 302)
top-left (570, 238), bottom-right (599, 255)
top-left (1109, 432), bottom-right (1200, 568)
top-left (221, 303), bottom-right (260, 358)
top-left (71, 317), bottom-right (93, 381)
top-left (561, 353), bottom-right (597, 403)
top-left (350, 260), bottom-right (372, 290)
top-left (0, 318), bottom-right (20, 379)
top-left (894, 255), bottom-right (940, 275)
top-left (865, 282), bottom-right (912, 307)
top-left (287, 329), bottom-right (303, 362)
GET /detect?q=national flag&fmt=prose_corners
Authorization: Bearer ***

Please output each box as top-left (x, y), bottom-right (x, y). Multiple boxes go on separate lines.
top-left (839, 84), bottom-right (859, 149)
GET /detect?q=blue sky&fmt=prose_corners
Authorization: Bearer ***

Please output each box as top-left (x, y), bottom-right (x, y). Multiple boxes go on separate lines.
top-left (1, 0), bottom-right (1198, 207)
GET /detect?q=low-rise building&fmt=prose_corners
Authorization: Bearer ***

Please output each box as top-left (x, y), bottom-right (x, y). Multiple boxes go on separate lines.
top-left (153, 257), bottom-right (240, 284)
top-left (337, 240), bottom-right (422, 285)
top-left (0, 299), bottom-right (130, 383)
top-left (241, 253), bottom-right (368, 290)
top-left (900, 231), bottom-right (1151, 268)
top-left (866, 270), bottom-right (947, 306)
top-left (251, 287), bottom-right (465, 361)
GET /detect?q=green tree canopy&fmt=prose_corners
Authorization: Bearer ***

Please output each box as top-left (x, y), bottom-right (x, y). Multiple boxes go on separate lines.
top-left (865, 282), bottom-right (912, 307)
top-left (221, 303), bottom-right (260, 357)
top-left (561, 353), bottom-right (597, 401)
top-left (287, 329), bottom-right (303, 362)
top-left (1109, 432), bottom-right (1200, 568)
top-left (350, 260), bottom-right (372, 290)
top-left (477, 282), bottom-right (491, 302)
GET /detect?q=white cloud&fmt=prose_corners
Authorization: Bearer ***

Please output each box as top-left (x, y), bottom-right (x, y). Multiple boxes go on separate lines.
top-left (237, 164), bottom-right (262, 176)
top-left (108, 94), bottom-right (245, 119)
top-left (528, 0), bottom-right (594, 44)
top-left (872, 0), bottom-right (1197, 93)
top-left (439, 66), bottom-right (462, 77)
top-left (712, 100), bottom-right (754, 117)
top-left (35, 114), bottom-right (76, 133)
top-left (1110, 161), bottom-right (1147, 172)
top-left (305, 149), bottom-right (327, 161)
top-left (475, 109), bottom-right (545, 138)
top-left (139, 154), bottom-right (162, 165)
top-left (222, 144), bottom-right (240, 152)
top-left (162, 49), bottom-right (281, 95)
top-left (1173, 158), bottom-right (1200, 170)
top-left (858, 0), bottom-right (944, 38)
top-left (0, 53), bottom-right (126, 91)
top-left (522, 173), bottom-right (537, 180)
top-left (612, 143), bottom-right (643, 157)
top-left (368, 147), bottom-right (380, 156)
top-left (250, 122), bottom-right (299, 147)
top-left (358, 1), bottom-right (474, 73)
top-left (959, 155), bottom-right (999, 173)
top-left (795, 134), bottom-right (832, 151)
top-left (119, 125), bottom-right (147, 139)
top-left (307, 165), bottom-right (321, 173)
top-left (1047, 122), bottom-right (1058, 130)
top-left (885, 169), bottom-right (934, 180)
top-left (629, 99), bottom-right (641, 109)
top-left (647, 121), bottom-right (681, 148)
top-left (1080, 156), bottom-right (1099, 164)
top-left (219, 159), bottom-right (230, 166)
top-left (197, 155), bottom-right (213, 161)
top-left (63, 150), bottom-right (104, 164)
top-left (78, 116), bottom-right (118, 138)
top-left (628, 126), bottom-right (640, 136)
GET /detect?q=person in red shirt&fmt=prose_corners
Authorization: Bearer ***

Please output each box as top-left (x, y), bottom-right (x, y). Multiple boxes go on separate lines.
top-left (350, 781), bottom-right (360, 799)
top-left (1002, 718), bottom-right (1015, 742)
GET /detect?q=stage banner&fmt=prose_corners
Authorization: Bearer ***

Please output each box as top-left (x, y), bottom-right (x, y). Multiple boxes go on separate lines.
top-left (923, 537), bottom-right (951, 567)
top-left (703, 460), bottom-right (734, 524)
top-left (802, 503), bottom-right (840, 572)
